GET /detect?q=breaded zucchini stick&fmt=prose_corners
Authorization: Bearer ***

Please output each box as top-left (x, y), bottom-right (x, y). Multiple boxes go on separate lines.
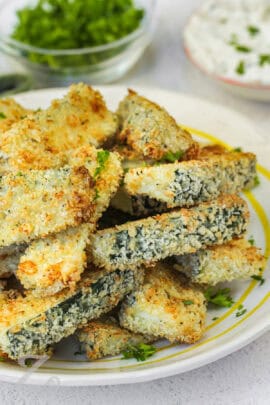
top-left (16, 147), bottom-right (123, 296)
top-left (90, 195), bottom-right (249, 270)
top-left (173, 239), bottom-right (266, 286)
top-left (119, 263), bottom-right (206, 343)
top-left (0, 163), bottom-right (97, 248)
top-left (77, 315), bottom-right (154, 360)
top-left (0, 266), bottom-right (144, 359)
top-left (112, 152), bottom-right (256, 216)
top-left (0, 83), bottom-right (118, 171)
top-left (116, 89), bottom-right (197, 161)
top-left (0, 98), bottom-right (31, 133)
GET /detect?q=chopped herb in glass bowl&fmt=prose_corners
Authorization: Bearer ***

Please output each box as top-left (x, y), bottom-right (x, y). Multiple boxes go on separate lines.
top-left (0, 0), bottom-right (156, 86)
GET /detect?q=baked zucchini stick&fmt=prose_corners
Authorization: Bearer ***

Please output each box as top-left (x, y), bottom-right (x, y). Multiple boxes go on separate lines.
top-left (0, 83), bottom-right (118, 171)
top-left (116, 89), bottom-right (197, 160)
top-left (90, 195), bottom-right (249, 270)
top-left (0, 98), bottom-right (31, 134)
top-left (173, 239), bottom-right (266, 286)
top-left (112, 152), bottom-right (256, 216)
top-left (119, 263), bottom-right (206, 343)
top-left (77, 315), bottom-right (154, 360)
top-left (16, 148), bottom-right (123, 296)
top-left (0, 267), bottom-right (144, 359)
top-left (0, 163), bottom-right (97, 248)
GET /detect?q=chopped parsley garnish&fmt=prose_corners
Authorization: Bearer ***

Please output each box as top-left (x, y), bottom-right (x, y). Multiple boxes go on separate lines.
top-left (24, 358), bottom-right (35, 367)
top-left (253, 175), bottom-right (260, 187)
top-left (247, 26), bottom-right (260, 36)
top-left (235, 45), bottom-right (251, 53)
top-left (251, 274), bottom-right (265, 285)
top-left (183, 300), bottom-right (194, 306)
top-left (0, 357), bottom-right (5, 362)
top-left (235, 304), bottom-right (247, 318)
top-left (94, 150), bottom-right (110, 179)
top-left (259, 54), bottom-right (270, 67)
top-left (94, 188), bottom-right (100, 201)
top-left (232, 147), bottom-right (242, 152)
top-left (205, 288), bottom-right (234, 308)
top-left (11, 0), bottom-right (144, 68)
top-left (212, 317), bottom-right (219, 321)
top-left (0, 112), bottom-right (6, 119)
top-left (236, 61), bottom-right (245, 75)
top-left (122, 343), bottom-right (157, 362)
top-left (248, 236), bottom-right (255, 246)
top-left (160, 150), bottom-right (184, 163)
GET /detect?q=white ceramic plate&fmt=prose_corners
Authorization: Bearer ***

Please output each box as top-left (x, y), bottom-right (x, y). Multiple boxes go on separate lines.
top-left (0, 86), bottom-right (269, 386)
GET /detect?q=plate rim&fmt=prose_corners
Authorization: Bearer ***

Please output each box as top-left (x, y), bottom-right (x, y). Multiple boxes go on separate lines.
top-left (0, 85), bottom-right (269, 386)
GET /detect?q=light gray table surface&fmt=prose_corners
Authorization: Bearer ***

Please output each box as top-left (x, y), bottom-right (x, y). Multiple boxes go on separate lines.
top-left (0, 1), bottom-right (270, 404)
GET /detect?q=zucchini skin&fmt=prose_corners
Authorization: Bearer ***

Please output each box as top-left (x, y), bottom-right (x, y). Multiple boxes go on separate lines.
top-left (91, 195), bottom-right (249, 270)
top-left (2, 268), bottom-right (143, 359)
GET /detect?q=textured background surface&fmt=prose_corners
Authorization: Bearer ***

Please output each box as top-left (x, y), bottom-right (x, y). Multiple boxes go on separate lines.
top-left (0, 0), bottom-right (270, 403)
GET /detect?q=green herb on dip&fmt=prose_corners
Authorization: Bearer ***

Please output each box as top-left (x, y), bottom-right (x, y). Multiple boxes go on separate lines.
top-left (236, 61), bottom-right (246, 75)
top-left (247, 26), bottom-right (260, 36)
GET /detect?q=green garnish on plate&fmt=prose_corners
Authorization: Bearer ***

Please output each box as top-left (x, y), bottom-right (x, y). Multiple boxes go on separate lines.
top-left (235, 304), bottom-right (247, 318)
top-left (248, 236), bottom-right (255, 246)
top-left (159, 150), bottom-right (184, 163)
top-left (251, 274), bottom-right (265, 286)
top-left (94, 150), bottom-right (110, 179)
top-left (232, 147), bottom-right (242, 152)
top-left (205, 288), bottom-right (234, 308)
top-left (122, 343), bottom-right (157, 362)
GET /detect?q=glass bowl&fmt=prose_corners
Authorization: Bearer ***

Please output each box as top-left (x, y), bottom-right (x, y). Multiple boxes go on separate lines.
top-left (0, 0), bottom-right (156, 87)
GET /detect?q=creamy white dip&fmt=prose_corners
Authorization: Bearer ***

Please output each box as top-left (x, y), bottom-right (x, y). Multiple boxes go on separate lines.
top-left (184, 0), bottom-right (270, 85)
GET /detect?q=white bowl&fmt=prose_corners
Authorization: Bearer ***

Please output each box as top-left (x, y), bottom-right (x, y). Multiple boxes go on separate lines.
top-left (184, 0), bottom-right (270, 102)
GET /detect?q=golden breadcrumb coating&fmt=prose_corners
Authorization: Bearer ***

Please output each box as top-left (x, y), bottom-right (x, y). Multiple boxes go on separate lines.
top-left (174, 239), bottom-right (266, 285)
top-left (0, 98), bottom-right (31, 134)
top-left (0, 83), bottom-right (118, 171)
top-left (77, 315), bottom-right (154, 360)
top-left (119, 263), bottom-right (206, 343)
top-left (116, 89), bottom-right (197, 160)
top-left (16, 147), bottom-right (123, 295)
